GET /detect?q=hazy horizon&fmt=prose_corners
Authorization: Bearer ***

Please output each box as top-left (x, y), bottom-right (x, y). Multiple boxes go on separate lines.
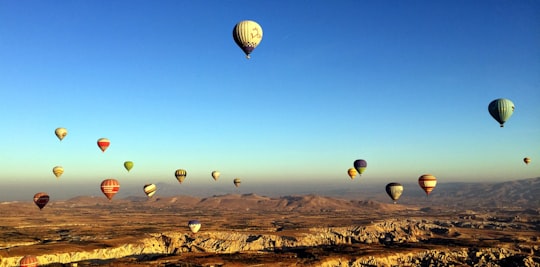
top-left (4, 176), bottom-right (538, 202)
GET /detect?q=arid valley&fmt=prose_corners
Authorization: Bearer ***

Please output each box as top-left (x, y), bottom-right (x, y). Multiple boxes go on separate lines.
top-left (1, 178), bottom-right (539, 267)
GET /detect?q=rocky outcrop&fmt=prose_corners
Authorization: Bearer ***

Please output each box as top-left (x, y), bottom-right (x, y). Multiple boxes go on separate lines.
top-left (1, 219), bottom-right (538, 266)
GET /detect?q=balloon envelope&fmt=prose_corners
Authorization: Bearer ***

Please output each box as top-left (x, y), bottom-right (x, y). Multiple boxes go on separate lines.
top-left (385, 183), bottom-right (404, 204)
top-left (524, 157), bottom-right (531, 165)
top-left (211, 171), bottom-right (220, 181)
top-left (233, 20), bottom-right (263, 59)
top-left (19, 255), bottom-right (39, 267)
top-left (418, 174), bottom-right (437, 196)
top-left (55, 127), bottom-right (67, 141)
top-left (33, 192), bottom-right (49, 210)
top-left (188, 220), bottom-right (201, 233)
top-left (143, 184), bottom-right (157, 198)
top-left (347, 168), bottom-right (357, 180)
top-left (101, 179), bottom-right (120, 200)
top-left (97, 138), bottom-right (110, 152)
top-left (52, 166), bottom-right (64, 179)
top-left (124, 161), bottom-right (134, 172)
top-left (488, 98), bottom-right (514, 127)
top-left (175, 169), bottom-right (187, 183)
top-left (233, 178), bottom-right (241, 187)
top-left (353, 159), bottom-right (367, 175)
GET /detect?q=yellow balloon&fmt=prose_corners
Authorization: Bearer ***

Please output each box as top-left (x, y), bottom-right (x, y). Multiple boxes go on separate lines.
top-left (143, 184), bottom-right (157, 198)
top-left (347, 168), bottom-right (357, 180)
top-left (55, 127), bottom-right (68, 141)
top-left (211, 171), bottom-right (220, 181)
top-left (175, 169), bottom-right (187, 183)
top-left (233, 20), bottom-right (263, 59)
top-left (53, 166), bottom-right (64, 179)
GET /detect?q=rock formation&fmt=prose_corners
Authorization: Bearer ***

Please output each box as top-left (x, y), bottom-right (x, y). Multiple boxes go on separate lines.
top-left (1, 218), bottom-right (538, 266)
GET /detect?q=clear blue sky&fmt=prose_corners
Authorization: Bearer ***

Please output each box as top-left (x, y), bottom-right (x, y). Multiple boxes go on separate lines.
top-left (1, 1), bottom-right (539, 200)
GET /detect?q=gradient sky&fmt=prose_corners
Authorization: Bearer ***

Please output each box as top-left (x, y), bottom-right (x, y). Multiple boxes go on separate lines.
top-left (1, 1), bottom-right (539, 200)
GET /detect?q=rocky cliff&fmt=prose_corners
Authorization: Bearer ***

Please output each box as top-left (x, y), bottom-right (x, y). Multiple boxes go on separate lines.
top-left (1, 218), bottom-right (538, 266)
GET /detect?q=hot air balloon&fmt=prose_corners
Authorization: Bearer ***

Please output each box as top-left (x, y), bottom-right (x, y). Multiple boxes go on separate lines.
top-left (233, 178), bottom-right (241, 187)
top-left (524, 157), bottom-right (531, 165)
top-left (33, 192), bottom-right (49, 210)
top-left (143, 184), bottom-right (157, 198)
top-left (418, 174), bottom-right (437, 197)
top-left (55, 127), bottom-right (67, 141)
top-left (188, 220), bottom-right (201, 234)
top-left (233, 20), bottom-right (263, 59)
top-left (211, 171), bottom-right (220, 181)
top-left (101, 179), bottom-right (120, 200)
top-left (353, 159), bottom-right (367, 175)
top-left (19, 255), bottom-right (38, 267)
top-left (97, 138), bottom-right (110, 152)
top-left (385, 183), bottom-right (404, 204)
top-left (124, 161), bottom-right (134, 172)
top-left (488, 98), bottom-right (514, 127)
top-left (175, 169), bottom-right (187, 183)
top-left (52, 166), bottom-right (64, 179)
top-left (347, 168), bottom-right (357, 180)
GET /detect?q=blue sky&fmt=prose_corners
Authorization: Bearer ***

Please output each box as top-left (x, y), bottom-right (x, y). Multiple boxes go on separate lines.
top-left (1, 1), bottom-right (539, 200)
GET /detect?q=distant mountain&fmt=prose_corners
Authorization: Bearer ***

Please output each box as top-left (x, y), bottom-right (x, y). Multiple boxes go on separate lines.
top-left (54, 193), bottom-right (402, 212)
top-left (421, 177), bottom-right (540, 209)
top-left (32, 177), bottom-right (540, 210)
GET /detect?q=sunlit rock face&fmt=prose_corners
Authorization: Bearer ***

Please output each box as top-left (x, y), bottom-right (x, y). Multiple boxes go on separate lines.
top-left (1, 218), bottom-right (538, 266)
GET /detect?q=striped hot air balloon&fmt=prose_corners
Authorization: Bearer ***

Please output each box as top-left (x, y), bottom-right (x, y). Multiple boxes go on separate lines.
top-left (100, 179), bottom-right (120, 200)
top-left (188, 220), bottom-right (201, 234)
top-left (97, 138), bottom-right (110, 152)
top-left (19, 255), bottom-right (38, 267)
top-left (175, 169), bottom-right (187, 183)
top-left (55, 127), bottom-right (67, 141)
top-left (385, 183), bottom-right (404, 204)
top-left (418, 174), bottom-right (437, 196)
top-left (488, 98), bottom-right (514, 127)
top-left (33, 193), bottom-right (49, 210)
top-left (143, 184), bottom-right (157, 198)
top-left (52, 166), bottom-right (64, 179)
top-left (233, 20), bottom-right (263, 59)
top-left (233, 178), bottom-right (241, 187)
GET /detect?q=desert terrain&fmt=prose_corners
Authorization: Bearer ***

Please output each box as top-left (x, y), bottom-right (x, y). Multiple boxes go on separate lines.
top-left (1, 178), bottom-right (539, 266)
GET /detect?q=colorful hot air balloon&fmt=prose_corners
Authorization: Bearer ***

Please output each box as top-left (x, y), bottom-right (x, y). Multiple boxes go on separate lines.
top-left (523, 157), bottom-right (531, 165)
top-left (175, 169), bottom-right (187, 183)
top-left (488, 98), bottom-right (515, 127)
top-left (347, 168), bottom-right (357, 180)
top-left (211, 171), bottom-right (220, 181)
top-left (188, 220), bottom-right (201, 234)
top-left (143, 184), bottom-right (157, 198)
top-left (385, 183), bottom-right (404, 204)
top-left (52, 166), bottom-right (64, 179)
top-left (19, 255), bottom-right (39, 267)
top-left (124, 161), bottom-right (134, 172)
top-left (418, 174), bottom-right (437, 196)
top-left (97, 138), bottom-right (110, 152)
top-left (233, 20), bottom-right (263, 59)
top-left (33, 192), bottom-right (49, 210)
top-left (101, 179), bottom-right (120, 200)
top-left (353, 159), bottom-right (367, 175)
top-left (233, 178), bottom-right (241, 187)
top-left (55, 127), bottom-right (67, 141)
